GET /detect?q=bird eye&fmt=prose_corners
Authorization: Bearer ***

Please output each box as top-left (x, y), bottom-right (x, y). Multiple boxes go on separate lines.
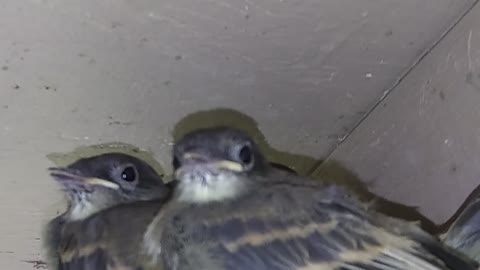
top-left (172, 156), bottom-right (181, 170)
top-left (237, 144), bottom-right (253, 165)
top-left (121, 166), bottom-right (138, 182)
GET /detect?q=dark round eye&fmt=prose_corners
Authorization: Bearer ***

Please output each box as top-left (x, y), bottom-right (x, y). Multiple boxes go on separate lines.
top-left (172, 156), bottom-right (181, 170)
top-left (121, 166), bottom-right (137, 182)
top-left (238, 145), bottom-right (253, 165)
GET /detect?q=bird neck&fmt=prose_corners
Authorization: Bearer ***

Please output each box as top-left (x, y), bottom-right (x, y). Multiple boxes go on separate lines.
top-left (65, 191), bottom-right (119, 221)
top-left (175, 175), bottom-right (252, 204)
top-left (66, 199), bottom-right (102, 221)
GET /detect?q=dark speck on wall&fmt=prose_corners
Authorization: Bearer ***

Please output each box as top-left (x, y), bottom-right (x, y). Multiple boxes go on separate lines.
top-left (466, 72), bottom-right (473, 84)
top-left (111, 22), bottom-right (122, 29)
top-left (44, 85), bottom-right (57, 91)
top-left (175, 55), bottom-right (183, 61)
top-left (450, 164), bottom-right (457, 173)
top-left (164, 80), bottom-right (172, 86)
top-left (22, 260), bottom-right (47, 269)
top-left (12, 84), bottom-right (20, 90)
top-left (245, 14), bottom-right (250, 19)
top-left (2, 66), bottom-right (8, 71)
top-left (3, 105), bottom-right (8, 109)
top-left (385, 30), bottom-right (393, 36)
top-left (439, 91), bottom-right (445, 100)
top-left (107, 116), bottom-right (133, 126)
top-left (108, 121), bottom-right (133, 126)
top-left (466, 72), bottom-right (480, 91)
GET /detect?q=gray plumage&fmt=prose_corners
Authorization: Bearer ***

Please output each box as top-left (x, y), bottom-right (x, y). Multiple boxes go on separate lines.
top-left (55, 199), bottom-right (167, 270)
top-left (45, 128), bottom-right (478, 270)
top-left (143, 126), bottom-right (478, 270)
top-left (441, 198), bottom-right (480, 263)
top-left (43, 153), bottom-right (171, 270)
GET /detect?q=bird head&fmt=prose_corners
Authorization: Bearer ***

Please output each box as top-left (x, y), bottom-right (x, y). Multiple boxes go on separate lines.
top-left (173, 127), bottom-right (268, 204)
top-left (49, 153), bottom-right (169, 221)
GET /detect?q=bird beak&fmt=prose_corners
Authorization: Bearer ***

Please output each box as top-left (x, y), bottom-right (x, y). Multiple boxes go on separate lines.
top-left (83, 178), bottom-right (120, 189)
top-left (174, 153), bottom-right (244, 178)
top-left (48, 167), bottom-right (120, 190)
top-left (211, 160), bottom-right (244, 172)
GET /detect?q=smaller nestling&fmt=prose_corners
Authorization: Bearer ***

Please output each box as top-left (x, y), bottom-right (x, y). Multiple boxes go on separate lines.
top-left (43, 153), bottom-right (171, 270)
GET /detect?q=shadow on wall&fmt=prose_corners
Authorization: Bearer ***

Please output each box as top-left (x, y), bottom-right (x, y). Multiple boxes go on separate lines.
top-left (313, 160), bottom-right (438, 233)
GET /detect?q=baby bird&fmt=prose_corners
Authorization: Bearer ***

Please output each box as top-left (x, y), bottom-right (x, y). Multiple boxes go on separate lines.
top-left (142, 126), bottom-right (478, 270)
top-left (44, 153), bottom-right (171, 270)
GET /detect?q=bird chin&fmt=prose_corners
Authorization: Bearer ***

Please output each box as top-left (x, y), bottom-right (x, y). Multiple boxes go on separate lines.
top-left (176, 170), bottom-right (246, 204)
top-left (64, 187), bottom-right (93, 204)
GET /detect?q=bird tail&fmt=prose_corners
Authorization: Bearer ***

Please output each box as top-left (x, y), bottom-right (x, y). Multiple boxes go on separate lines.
top-left (441, 198), bottom-right (480, 264)
top-left (418, 237), bottom-right (479, 270)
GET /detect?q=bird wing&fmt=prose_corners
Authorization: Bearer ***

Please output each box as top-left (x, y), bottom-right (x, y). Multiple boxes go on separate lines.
top-left (43, 215), bottom-right (66, 270)
top-left (442, 198), bottom-right (480, 263)
top-left (57, 201), bottom-right (163, 270)
top-left (167, 185), bottom-right (477, 270)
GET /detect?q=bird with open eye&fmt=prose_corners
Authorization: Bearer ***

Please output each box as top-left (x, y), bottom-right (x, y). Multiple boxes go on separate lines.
top-left (142, 126), bottom-right (478, 270)
top-left (43, 152), bottom-right (172, 270)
